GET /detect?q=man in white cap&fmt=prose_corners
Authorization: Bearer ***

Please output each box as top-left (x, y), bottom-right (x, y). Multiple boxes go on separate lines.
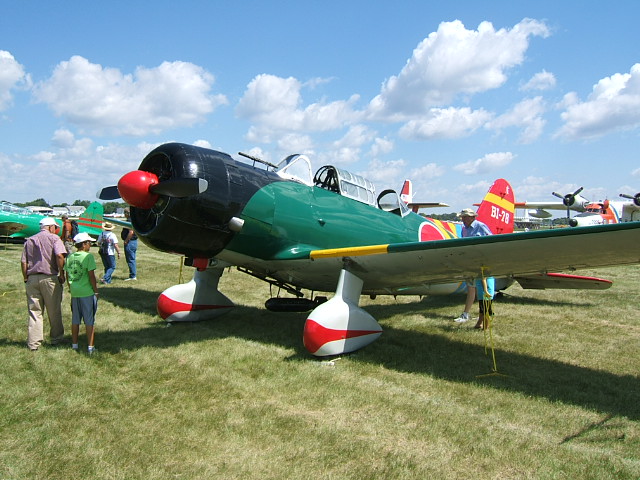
top-left (64, 232), bottom-right (99, 354)
top-left (20, 217), bottom-right (67, 350)
top-left (454, 208), bottom-right (493, 323)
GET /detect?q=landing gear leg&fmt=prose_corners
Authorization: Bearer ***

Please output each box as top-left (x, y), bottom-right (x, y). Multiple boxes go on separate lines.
top-left (303, 268), bottom-right (382, 356)
top-left (157, 261), bottom-right (234, 322)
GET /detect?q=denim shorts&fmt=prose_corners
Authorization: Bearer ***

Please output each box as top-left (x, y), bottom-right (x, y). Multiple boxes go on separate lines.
top-left (71, 295), bottom-right (98, 326)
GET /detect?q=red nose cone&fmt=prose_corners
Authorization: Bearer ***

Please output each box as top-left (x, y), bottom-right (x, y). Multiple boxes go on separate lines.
top-left (117, 170), bottom-right (160, 209)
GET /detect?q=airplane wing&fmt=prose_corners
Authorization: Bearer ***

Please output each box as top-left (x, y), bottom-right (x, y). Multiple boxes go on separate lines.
top-left (102, 217), bottom-right (132, 228)
top-left (297, 222), bottom-right (639, 291)
top-left (515, 201), bottom-right (570, 210)
top-left (0, 221), bottom-right (28, 237)
top-left (407, 202), bottom-right (449, 213)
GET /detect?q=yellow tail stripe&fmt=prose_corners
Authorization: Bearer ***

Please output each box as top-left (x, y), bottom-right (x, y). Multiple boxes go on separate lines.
top-left (310, 244), bottom-right (389, 259)
top-left (485, 192), bottom-right (515, 213)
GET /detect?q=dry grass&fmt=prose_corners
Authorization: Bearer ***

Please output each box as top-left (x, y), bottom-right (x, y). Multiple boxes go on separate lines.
top-left (0, 235), bottom-right (638, 479)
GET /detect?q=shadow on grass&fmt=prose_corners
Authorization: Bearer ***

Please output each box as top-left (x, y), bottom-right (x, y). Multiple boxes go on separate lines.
top-left (89, 287), bottom-right (639, 421)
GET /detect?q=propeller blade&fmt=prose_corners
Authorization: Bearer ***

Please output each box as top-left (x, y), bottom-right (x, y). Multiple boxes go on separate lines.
top-left (620, 192), bottom-right (640, 206)
top-left (552, 191), bottom-right (563, 199)
top-left (573, 187), bottom-right (584, 196)
top-left (149, 178), bottom-right (208, 197)
top-left (98, 186), bottom-right (121, 200)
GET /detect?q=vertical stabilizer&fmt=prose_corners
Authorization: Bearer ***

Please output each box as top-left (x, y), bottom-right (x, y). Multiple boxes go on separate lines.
top-left (78, 202), bottom-right (104, 236)
top-left (400, 179), bottom-right (412, 204)
top-left (475, 179), bottom-right (515, 234)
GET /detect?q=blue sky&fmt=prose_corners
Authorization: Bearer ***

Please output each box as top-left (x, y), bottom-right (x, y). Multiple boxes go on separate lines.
top-left (1, 1), bottom-right (639, 214)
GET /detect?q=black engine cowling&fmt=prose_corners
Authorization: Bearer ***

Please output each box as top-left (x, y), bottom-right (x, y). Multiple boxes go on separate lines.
top-left (130, 143), bottom-right (282, 258)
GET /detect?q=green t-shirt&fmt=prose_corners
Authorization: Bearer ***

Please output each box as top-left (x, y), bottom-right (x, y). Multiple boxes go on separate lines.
top-left (64, 251), bottom-right (97, 298)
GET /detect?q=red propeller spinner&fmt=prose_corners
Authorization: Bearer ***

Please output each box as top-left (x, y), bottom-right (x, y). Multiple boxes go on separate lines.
top-left (117, 170), bottom-right (160, 209)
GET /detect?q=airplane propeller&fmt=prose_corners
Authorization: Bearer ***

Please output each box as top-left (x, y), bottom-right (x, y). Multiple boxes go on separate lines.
top-left (98, 170), bottom-right (208, 209)
top-left (620, 192), bottom-right (640, 207)
top-left (552, 187), bottom-right (589, 221)
top-left (552, 187), bottom-right (584, 207)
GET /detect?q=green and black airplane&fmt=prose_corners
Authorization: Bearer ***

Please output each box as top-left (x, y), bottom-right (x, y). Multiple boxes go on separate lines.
top-left (99, 143), bottom-right (640, 356)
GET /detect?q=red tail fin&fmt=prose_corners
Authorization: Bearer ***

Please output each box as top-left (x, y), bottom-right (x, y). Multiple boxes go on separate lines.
top-left (400, 179), bottom-right (412, 204)
top-left (475, 179), bottom-right (515, 234)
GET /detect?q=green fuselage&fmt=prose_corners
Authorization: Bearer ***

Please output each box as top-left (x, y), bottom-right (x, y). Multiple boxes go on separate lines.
top-left (226, 182), bottom-right (427, 261)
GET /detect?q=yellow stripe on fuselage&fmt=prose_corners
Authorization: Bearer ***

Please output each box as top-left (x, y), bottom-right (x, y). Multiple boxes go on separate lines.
top-left (310, 244), bottom-right (389, 259)
top-left (484, 192), bottom-right (515, 213)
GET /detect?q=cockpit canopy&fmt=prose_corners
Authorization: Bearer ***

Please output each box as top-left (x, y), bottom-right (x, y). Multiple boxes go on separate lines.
top-left (313, 165), bottom-right (377, 207)
top-left (274, 155), bottom-right (409, 216)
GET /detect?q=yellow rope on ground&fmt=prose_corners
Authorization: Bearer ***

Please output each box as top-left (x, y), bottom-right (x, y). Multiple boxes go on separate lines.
top-left (178, 256), bottom-right (184, 283)
top-left (476, 266), bottom-right (507, 378)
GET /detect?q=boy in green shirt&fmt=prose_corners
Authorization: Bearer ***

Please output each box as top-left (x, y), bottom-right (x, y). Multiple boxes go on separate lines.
top-left (64, 232), bottom-right (99, 354)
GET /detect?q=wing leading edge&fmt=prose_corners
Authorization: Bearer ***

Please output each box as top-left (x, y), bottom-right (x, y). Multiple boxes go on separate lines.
top-left (300, 222), bottom-right (640, 291)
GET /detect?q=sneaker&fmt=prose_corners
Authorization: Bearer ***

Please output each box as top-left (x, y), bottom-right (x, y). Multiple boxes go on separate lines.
top-left (454, 313), bottom-right (469, 323)
top-left (124, 277), bottom-right (137, 281)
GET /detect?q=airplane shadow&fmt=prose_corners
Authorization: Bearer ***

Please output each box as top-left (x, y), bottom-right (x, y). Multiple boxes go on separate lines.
top-left (93, 287), bottom-right (638, 421)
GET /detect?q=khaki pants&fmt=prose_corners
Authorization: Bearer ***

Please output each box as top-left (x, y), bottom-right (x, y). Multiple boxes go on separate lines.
top-left (25, 274), bottom-right (64, 350)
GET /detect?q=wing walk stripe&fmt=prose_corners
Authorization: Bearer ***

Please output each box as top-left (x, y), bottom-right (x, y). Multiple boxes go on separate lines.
top-left (310, 244), bottom-right (389, 259)
top-left (485, 193), bottom-right (515, 212)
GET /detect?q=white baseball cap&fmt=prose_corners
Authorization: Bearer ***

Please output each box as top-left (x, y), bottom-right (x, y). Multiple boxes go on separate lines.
top-left (39, 217), bottom-right (57, 226)
top-left (73, 232), bottom-right (95, 244)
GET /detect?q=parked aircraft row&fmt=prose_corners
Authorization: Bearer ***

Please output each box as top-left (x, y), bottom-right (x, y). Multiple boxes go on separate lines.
top-left (97, 143), bottom-right (640, 356)
top-left (517, 187), bottom-right (640, 227)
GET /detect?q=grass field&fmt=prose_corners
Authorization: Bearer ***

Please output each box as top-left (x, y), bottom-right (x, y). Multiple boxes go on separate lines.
top-left (1, 233), bottom-right (638, 479)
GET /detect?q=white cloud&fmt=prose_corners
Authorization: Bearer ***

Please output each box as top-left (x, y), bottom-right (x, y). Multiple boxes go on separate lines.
top-left (368, 18), bottom-right (549, 119)
top-left (514, 176), bottom-right (581, 202)
top-left (236, 74), bottom-right (362, 141)
top-left (0, 51), bottom-right (31, 110)
top-left (409, 162), bottom-right (445, 180)
top-left (276, 133), bottom-right (314, 155)
top-left (632, 167), bottom-right (640, 177)
top-left (454, 151), bottom-right (515, 175)
top-left (310, 125), bottom-right (375, 166)
top-left (486, 96), bottom-right (546, 143)
top-left (32, 56), bottom-right (227, 136)
top-left (521, 70), bottom-right (556, 91)
top-left (399, 107), bottom-right (492, 140)
top-left (193, 140), bottom-right (213, 149)
top-left (361, 158), bottom-right (408, 188)
top-left (369, 137), bottom-right (394, 157)
top-left (0, 129), bottom-right (157, 203)
top-left (556, 63), bottom-right (640, 140)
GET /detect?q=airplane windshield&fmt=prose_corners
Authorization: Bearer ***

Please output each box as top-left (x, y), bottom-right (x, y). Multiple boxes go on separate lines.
top-left (276, 154), bottom-right (314, 186)
top-left (377, 189), bottom-right (411, 217)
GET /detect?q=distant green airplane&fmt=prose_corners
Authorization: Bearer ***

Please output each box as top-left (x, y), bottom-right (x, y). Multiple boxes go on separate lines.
top-left (0, 201), bottom-right (104, 239)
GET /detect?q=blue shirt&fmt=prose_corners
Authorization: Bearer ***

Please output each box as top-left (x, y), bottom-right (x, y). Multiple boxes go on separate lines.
top-left (475, 277), bottom-right (495, 300)
top-left (462, 219), bottom-right (493, 238)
